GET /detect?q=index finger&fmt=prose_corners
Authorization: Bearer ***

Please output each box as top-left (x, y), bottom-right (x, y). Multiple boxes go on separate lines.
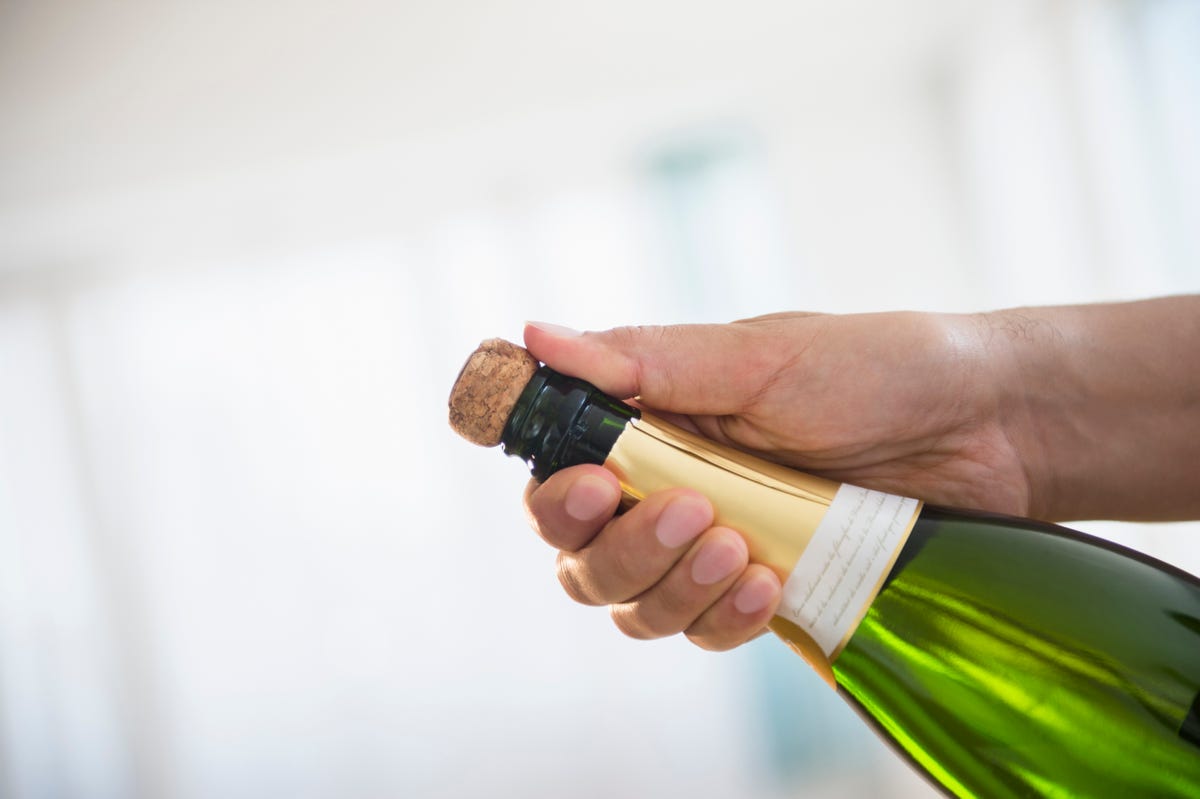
top-left (523, 464), bottom-right (622, 552)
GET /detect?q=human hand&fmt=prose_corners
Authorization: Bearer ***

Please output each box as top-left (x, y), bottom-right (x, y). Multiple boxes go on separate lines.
top-left (520, 296), bottom-right (1200, 650)
top-left (520, 310), bottom-right (1035, 650)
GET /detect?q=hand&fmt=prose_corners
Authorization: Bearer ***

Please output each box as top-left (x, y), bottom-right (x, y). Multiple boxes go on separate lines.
top-left (521, 298), bottom-right (1200, 650)
top-left (528, 311), bottom-right (1034, 513)
top-left (521, 311), bottom-right (1030, 651)
top-left (524, 471), bottom-right (780, 650)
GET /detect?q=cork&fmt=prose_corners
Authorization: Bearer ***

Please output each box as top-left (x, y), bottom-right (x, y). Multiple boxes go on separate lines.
top-left (448, 338), bottom-right (540, 447)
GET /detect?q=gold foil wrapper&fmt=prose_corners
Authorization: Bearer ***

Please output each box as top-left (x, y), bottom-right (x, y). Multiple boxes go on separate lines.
top-left (605, 414), bottom-right (846, 686)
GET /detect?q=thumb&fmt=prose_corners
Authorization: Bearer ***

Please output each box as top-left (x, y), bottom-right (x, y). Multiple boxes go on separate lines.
top-left (522, 320), bottom-right (771, 415)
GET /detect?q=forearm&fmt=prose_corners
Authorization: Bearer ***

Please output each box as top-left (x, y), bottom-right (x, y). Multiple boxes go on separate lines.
top-left (981, 296), bottom-right (1200, 522)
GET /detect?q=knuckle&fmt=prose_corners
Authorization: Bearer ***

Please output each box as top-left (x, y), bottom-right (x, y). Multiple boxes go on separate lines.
top-left (640, 615), bottom-right (683, 640)
top-left (652, 584), bottom-right (695, 625)
top-left (555, 554), bottom-right (600, 606)
top-left (609, 536), bottom-right (646, 587)
top-left (684, 629), bottom-right (732, 652)
top-left (607, 324), bottom-right (665, 348)
top-left (610, 605), bottom-right (654, 640)
top-left (684, 617), bottom-right (745, 652)
top-left (524, 508), bottom-right (552, 542)
top-left (615, 593), bottom-right (691, 640)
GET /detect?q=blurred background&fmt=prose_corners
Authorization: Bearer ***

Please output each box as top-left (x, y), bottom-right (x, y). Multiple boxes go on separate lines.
top-left (1, 0), bottom-right (1198, 797)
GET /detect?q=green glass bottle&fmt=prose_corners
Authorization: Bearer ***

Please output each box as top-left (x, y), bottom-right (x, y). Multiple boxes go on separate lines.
top-left (456, 356), bottom-right (1200, 799)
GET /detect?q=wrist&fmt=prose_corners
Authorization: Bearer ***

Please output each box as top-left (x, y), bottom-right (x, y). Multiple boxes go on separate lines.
top-left (968, 308), bottom-right (1074, 521)
top-left (973, 298), bottom-right (1200, 521)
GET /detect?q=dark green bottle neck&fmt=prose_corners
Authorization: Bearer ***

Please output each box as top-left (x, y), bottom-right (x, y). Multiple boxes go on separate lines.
top-left (500, 366), bottom-right (639, 481)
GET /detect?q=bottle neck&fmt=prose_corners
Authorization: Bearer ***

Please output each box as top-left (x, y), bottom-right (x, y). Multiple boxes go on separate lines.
top-left (500, 366), bottom-right (639, 481)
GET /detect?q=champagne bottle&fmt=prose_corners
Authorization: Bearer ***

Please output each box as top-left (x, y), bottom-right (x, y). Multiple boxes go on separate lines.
top-left (447, 339), bottom-right (1200, 798)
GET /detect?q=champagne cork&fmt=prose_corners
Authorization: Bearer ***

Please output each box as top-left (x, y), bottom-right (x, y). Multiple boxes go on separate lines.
top-left (448, 338), bottom-right (540, 447)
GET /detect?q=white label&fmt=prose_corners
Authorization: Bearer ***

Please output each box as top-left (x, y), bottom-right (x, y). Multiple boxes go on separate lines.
top-left (779, 484), bottom-right (919, 658)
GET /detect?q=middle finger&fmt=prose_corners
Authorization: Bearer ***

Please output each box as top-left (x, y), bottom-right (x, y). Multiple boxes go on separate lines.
top-left (555, 488), bottom-right (713, 606)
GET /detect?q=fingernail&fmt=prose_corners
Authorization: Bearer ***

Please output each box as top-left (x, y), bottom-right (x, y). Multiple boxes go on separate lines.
top-left (655, 496), bottom-right (712, 548)
top-left (564, 474), bottom-right (617, 522)
top-left (527, 321), bottom-right (583, 338)
top-left (691, 533), bottom-right (744, 586)
top-left (734, 572), bottom-right (777, 615)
